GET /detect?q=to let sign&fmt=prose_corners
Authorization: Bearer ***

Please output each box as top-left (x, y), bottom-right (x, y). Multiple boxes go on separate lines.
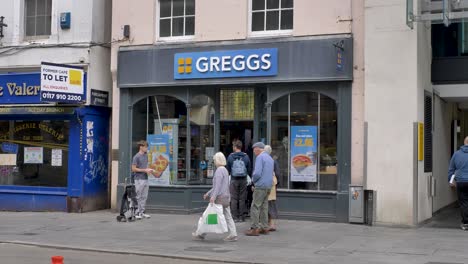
top-left (41, 62), bottom-right (85, 104)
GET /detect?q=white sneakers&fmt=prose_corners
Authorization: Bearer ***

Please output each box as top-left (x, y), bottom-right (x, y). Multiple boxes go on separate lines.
top-left (141, 213), bottom-right (151, 218)
top-left (135, 213), bottom-right (151, 220)
top-left (223, 235), bottom-right (238, 242)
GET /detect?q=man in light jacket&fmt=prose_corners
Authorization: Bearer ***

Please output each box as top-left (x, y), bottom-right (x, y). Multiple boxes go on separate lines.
top-left (245, 142), bottom-right (274, 236)
top-left (448, 136), bottom-right (468, 231)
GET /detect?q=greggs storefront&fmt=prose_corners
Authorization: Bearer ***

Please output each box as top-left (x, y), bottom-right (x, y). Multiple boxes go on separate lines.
top-left (0, 72), bottom-right (110, 212)
top-left (117, 36), bottom-right (353, 222)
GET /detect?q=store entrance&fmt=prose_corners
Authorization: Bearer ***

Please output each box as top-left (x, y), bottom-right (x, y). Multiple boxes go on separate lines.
top-left (219, 121), bottom-right (254, 161)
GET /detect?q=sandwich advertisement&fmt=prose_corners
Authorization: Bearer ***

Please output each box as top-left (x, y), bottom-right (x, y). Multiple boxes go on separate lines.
top-left (290, 126), bottom-right (317, 182)
top-left (147, 134), bottom-right (170, 186)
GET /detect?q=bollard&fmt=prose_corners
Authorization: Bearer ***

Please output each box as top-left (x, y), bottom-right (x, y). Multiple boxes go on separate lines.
top-left (51, 256), bottom-right (64, 264)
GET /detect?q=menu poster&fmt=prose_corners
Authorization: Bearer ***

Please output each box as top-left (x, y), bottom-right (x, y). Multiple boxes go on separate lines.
top-left (24, 147), bottom-right (43, 164)
top-left (51, 149), bottom-right (62, 167)
top-left (147, 134), bottom-right (170, 186)
top-left (290, 126), bottom-right (317, 182)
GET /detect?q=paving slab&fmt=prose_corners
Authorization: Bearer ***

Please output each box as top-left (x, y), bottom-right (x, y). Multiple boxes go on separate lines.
top-left (0, 210), bottom-right (467, 264)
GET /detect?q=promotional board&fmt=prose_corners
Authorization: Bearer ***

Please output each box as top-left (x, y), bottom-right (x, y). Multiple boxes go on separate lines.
top-left (147, 134), bottom-right (171, 186)
top-left (290, 126), bottom-right (317, 182)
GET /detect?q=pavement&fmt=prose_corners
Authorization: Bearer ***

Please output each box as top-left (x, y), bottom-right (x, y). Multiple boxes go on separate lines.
top-left (0, 208), bottom-right (467, 264)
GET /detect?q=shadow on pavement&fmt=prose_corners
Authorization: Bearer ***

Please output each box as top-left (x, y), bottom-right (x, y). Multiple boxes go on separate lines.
top-left (422, 203), bottom-right (461, 229)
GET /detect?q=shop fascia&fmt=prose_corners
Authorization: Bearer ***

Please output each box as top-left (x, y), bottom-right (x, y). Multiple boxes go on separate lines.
top-left (174, 48), bottom-right (278, 79)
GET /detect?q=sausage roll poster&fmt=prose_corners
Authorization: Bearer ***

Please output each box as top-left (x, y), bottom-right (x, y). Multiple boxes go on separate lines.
top-left (290, 126), bottom-right (317, 182)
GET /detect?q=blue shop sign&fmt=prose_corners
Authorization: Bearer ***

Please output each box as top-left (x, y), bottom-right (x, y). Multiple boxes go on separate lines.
top-left (0, 73), bottom-right (44, 104)
top-left (174, 48), bottom-right (278, 80)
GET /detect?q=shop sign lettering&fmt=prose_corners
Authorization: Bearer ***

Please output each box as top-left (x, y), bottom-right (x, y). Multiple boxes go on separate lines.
top-left (0, 73), bottom-right (45, 104)
top-left (0, 122), bottom-right (64, 141)
top-left (174, 48), bottom-right (278, 80)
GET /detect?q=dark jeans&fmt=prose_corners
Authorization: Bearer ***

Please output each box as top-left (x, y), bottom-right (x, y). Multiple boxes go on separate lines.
top-left (457, 182), bottom-right (468, 224)
top-left (230, 177), bottom-right (247, 219)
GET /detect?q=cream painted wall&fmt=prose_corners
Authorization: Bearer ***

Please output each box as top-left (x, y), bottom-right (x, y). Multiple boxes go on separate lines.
top-left (111, 0), bottom-right (155, 46)
top-left (365, 0), bottom-right (419, 225)
top-left (196, 0), bottom-right (247, 41)
top-left (294, 0), bottom-right (352, 36)
top-left (352, 0), bottom-right (365, 185)
top-left (433, 98), bottom-right (458, 212)
top-left (416, 16), bottom-right (433, 222)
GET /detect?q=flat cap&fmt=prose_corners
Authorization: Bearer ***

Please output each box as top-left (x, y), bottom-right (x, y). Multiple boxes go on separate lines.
top-left (252, 142), bottom-right (265, 149)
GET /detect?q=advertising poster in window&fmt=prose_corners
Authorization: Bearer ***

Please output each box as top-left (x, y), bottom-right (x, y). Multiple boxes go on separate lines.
top-left (290, 126), bottom-right (317, 182)
top-left (51, 149), bottom-right (62, 167)
top-left (147, 134), bottom-right (170, 186)
top-left (24, 147), bottom-right (43, 164)
top-left (155, 119), bottom-right (179, 184)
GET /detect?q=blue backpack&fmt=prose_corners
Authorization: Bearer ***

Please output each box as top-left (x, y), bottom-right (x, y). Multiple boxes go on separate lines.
top-left (231, 156), bottom-right (247, 177)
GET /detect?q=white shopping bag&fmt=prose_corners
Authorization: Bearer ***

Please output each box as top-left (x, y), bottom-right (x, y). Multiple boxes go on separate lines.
top-left (196, 203), bottom-right (228, 234)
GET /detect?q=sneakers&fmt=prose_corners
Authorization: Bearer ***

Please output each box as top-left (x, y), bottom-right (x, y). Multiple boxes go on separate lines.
top-left (461, 224), bottom-right (468, 231)
top-left (223, 235), bottom-right (238, 242)
top-left (192, 232), bottom-right (205, 240)
top-left (135, 214), bottom-right (142, 220)
top-left (141, 213), bottom-right (151, 219)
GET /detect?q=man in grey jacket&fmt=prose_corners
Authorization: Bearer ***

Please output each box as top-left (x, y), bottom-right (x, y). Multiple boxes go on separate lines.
top-left (245, 142), bottom-right (274, 236)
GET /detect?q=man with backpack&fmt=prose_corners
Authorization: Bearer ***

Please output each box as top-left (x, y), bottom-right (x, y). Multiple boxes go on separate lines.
top-left (226, 139), bottom-right (251, 222)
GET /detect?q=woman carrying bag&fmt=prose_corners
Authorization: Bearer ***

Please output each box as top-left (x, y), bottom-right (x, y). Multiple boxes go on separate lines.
top-left (192, 152), bottom-right (238, 242)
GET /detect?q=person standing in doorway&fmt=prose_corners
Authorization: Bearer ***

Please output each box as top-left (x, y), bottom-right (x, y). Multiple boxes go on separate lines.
top-left (226, 140), bottom-right (251, 222)
top-left (448, 136), bottom-right (468, 231)
top-left (245, 142), bottom-right (274, 236)
top-left (132, 140), bottom-right (154, 220)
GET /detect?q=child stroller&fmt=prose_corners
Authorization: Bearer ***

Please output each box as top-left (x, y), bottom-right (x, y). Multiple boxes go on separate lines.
top-left (116, 177), bottom-right (138, 222)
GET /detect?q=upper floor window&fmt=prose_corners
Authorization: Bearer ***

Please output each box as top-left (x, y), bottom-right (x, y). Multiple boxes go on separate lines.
top-left (251, 0), bottom-right (293, 34)
top-left (159, 0), bottom-right (195, 38)
top-left (25, 0), bottom-right (52, 37)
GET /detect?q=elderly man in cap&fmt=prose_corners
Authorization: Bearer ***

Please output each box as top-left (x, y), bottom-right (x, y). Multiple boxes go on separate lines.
top-left (245, 142), bottom-right (274, 236)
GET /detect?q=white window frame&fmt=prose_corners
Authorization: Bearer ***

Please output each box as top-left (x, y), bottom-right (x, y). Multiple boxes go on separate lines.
top-left (248, 0), bottom-right (293, 38)
top-left (156, 0), bottom-right (195, 43)
top-left (24, 0), bottom-right (53, 40)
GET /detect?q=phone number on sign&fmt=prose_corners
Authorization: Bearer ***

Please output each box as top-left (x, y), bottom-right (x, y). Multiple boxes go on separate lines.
top-left (41, 91), bottom-right (83, 102)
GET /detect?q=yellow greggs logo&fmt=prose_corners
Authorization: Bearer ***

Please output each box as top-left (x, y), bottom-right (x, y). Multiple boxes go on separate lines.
top-left (178, 58), bottom-right (192, 74)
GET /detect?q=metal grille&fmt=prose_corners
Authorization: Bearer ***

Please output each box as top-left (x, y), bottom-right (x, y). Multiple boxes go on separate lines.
top-left (424, 94), bottom-right (433, 172)
top-left (220, 89), bottom-right (254, 121)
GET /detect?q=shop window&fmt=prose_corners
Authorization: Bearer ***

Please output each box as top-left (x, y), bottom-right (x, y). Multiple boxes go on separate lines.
top-left (250, 0), bottom-right (293, 35)
top-left (271, 95), bottom-right (289, 188)
top-left (25, 0), bottom-right (52, 37)
top-left (189, 95), bottom-right (215, 184)
top-left (220, 89), bottom-right (254, 121)
top-left (0, 120), bottom-right (69, 187)
top-left (271, 92), bottom-right (337, 191)
top-left (135, 95), bottom-right (212, 185)
top-left (159, 0), bottom-right (195, 38)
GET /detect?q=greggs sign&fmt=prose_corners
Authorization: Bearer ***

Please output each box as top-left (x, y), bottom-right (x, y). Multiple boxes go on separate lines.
top-left (174, 48), bottom-right (278, 80)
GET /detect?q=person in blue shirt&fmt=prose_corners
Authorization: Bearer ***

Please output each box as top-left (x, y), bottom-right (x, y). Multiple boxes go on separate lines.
top-left (448, 136), bottom-right (468, 231)
top-left (245, 142), bottom-right (274, 236)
